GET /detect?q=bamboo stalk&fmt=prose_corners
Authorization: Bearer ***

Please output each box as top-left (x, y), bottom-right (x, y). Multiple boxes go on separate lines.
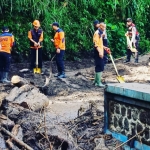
top-left (0, 127), bottom-right (33, 150)
top-left (113, 129), bottom-right (145, 150)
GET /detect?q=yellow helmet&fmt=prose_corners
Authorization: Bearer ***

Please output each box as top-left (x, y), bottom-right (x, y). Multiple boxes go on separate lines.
top-left (33, 20), bottom-right (40, 27)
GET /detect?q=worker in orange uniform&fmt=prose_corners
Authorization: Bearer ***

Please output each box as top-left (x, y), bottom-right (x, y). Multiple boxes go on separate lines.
top-left (93, 21), bottom-right (110, 87)
top-left (51, 22), bottom-right (66, 78)
top-left (28, 20), bottom-right (43, 72)
top-left (0, 27), bottom-right (15, 83)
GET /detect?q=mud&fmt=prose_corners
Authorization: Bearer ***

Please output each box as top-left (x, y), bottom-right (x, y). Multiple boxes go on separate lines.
top-left (0, 53), bottom-right (150, 149)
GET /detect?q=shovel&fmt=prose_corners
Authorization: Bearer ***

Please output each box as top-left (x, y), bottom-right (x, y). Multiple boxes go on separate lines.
top-left (109, 54), bottom-right (125, 83)
top-left (126, 36), bottom-right (138, 52)
top-left (33, 47), bottom-right (41, 74)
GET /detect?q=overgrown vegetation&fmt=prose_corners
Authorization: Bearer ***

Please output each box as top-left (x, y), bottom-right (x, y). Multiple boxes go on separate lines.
top-left (0, 0), bottom-right (150, 61)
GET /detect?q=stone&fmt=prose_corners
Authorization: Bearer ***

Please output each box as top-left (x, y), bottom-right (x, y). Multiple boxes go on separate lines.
top-left (124, 118), bottom-right (129, 131)
top-left (115, 105), bottom-right (120, 114)
top-left (137, 122), bottom-right (144, 133)
top-left (139, 111), bottom-right (147, 124)
top-left (127, 109), bottom-right (131, 119)
top-left (132, 110), bottom-right (138, 121)
top-left (144, 128), bottom-right (150, 140)
top-left (114, 116), bottom-right (118, 128)
top-left (121, 106), bottom-right (126, 116)
top-left (118, 117), bottom-right (123, 128)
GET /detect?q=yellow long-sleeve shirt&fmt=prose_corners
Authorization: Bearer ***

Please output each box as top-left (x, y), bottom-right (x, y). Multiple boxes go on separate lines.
top-left (93, 30), bottom-right (104, 54)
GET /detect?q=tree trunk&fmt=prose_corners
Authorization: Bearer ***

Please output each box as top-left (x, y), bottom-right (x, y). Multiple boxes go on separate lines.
top-left (11, 75), bottom-right (29, 87)
top-left (6, 76), bottom-right (50, 112)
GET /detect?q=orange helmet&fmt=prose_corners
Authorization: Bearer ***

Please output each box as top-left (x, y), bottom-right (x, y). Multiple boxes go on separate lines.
top-left (33, 20), bottom-right (40, 27)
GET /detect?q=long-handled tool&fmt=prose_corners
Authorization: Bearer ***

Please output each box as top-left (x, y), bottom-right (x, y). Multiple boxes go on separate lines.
top-left (109, 53), bottom-right (125, 83)
top-left (126, 36), bottom-right (137, 52)
top-left (34, 47), bottom-right (41, 74)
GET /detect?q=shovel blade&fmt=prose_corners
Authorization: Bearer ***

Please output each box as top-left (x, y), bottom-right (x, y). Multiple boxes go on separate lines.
top-left (131, 47), bottom-right (137, 52)
top-left (117, 76), bottom-right (125, 83)
top-left (33, 68), bottom-right (41, 74)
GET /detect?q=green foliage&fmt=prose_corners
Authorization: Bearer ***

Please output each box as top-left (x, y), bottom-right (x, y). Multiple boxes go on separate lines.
top-left (0, 0), bottom-right (150, 61)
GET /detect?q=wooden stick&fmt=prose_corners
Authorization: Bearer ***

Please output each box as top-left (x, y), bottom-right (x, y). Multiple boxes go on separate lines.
top-left (0, 127), bottom-right (33, 150)
top-left (42, 54), bottom-right (56, 88)
top-left (6, 124), bottom-right (20, 148)
top-left (43, 107), bottom-right (52, 150)
top-left (113, 129), bottom-right (145, 150)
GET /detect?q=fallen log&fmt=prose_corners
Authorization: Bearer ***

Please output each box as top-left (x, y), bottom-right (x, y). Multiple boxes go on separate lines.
top-left (5, 82), bottom-right (50, 111)
top-left (1, 126), bottom-right (33, 150)
top-left (11, 75), bottom-right (29, 87)
top-left (5, 84), bottom-right (32, 102)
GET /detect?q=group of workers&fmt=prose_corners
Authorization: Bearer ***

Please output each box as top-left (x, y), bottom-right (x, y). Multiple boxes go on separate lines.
top-left (92, 18), bottom-right (139, 87)
top-left (0, 18), bottom-right (139, 86)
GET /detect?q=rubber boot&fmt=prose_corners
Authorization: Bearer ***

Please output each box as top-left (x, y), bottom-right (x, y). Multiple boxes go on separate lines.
top-left (2, 72), bottom-right (11, 83)
top-left (93, 73), bottom-right (97, 85)
top-left (0, 71), bottom-right (3, 82)
top-left (58, 72), bottom-right (66, 78)
top-left (95, 72), bottom-right (105, 87)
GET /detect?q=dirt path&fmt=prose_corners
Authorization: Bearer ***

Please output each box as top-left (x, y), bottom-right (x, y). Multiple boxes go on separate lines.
top-left (0, 53), bottom-right (148, 122)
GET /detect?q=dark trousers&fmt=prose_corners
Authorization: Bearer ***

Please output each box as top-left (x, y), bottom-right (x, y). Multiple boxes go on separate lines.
top-left (103, 39), bottom-right (108, 64)
top-left (127, 41), bottom-right (139, 61)
top-left (30, 48), bottom-right (42, 69)
top-left (56, 50), bottom-right (65, 73)
top-left (0, 52), bottom-right (11, 72)
top-left (94, 48), bottom-right (104, 72)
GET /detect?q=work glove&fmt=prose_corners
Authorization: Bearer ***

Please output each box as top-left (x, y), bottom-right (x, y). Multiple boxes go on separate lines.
top-left (105, 48), bottom-right (111, 54)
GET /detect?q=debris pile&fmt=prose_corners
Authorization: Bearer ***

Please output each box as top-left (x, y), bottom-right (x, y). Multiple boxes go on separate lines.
top-left (65, 101), bottom-right (122, 150)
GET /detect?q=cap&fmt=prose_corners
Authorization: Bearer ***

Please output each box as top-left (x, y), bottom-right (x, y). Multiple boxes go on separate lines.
top-left (126, 18), bottom-right (132, 22)
top-left (52, 22), bottom-right (59, 27)
top-left (2, 26), bottom-right (9, 32)
top-left (93, 20), bottom-right (100, 26)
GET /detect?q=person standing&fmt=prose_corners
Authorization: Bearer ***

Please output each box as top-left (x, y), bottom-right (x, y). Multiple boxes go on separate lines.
top-left (93, 21), bottom-right (108, 65)
top-left (51, 22), bottom-right (66, 78)
top-left (125, 18), bottom-right (139, 63)
top-left (93, 21), bottom-right (110, 87)
top-left (28, 20), bottom-right (43, 72)
top-left (0, 27), bottom-right (15, 83)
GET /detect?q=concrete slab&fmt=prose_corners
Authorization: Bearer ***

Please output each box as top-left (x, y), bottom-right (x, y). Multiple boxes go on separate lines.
top-left (105, 83), bottom-right (150, 102)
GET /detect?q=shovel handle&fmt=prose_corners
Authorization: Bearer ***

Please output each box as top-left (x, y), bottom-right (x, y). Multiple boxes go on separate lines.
top-left (109, 54), bottom-right (119, 76)
top-left (36, 47), bottom-right (38, 67)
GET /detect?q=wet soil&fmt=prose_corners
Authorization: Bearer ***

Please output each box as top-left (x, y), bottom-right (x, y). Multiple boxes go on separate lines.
top-left (1, 53), bottom-right (150, 149)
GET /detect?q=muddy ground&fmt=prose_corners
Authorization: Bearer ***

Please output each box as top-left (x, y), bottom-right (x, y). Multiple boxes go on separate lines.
top-left (1, 53), bottom-right (150, 149)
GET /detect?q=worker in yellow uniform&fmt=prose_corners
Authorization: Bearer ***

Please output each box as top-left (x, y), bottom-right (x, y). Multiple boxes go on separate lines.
top-left (28, 20), bottom-right (43, 72)
top-left (0, 27), bottom-right (15, 83)
top-left (93, 21), bottom-right (110, 87)
top-left (51, 22), bottom-right (66, 78)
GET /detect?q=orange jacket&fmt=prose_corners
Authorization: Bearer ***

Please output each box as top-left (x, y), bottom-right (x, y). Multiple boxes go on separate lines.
top-left (93, 29), bottom-right (103, 53)
top-left (0, 32), bottom-right (14, 54)
top-left (28, 29), bottom-right (43, 49)
top-left (54, 29), bottom-right (65, 50)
